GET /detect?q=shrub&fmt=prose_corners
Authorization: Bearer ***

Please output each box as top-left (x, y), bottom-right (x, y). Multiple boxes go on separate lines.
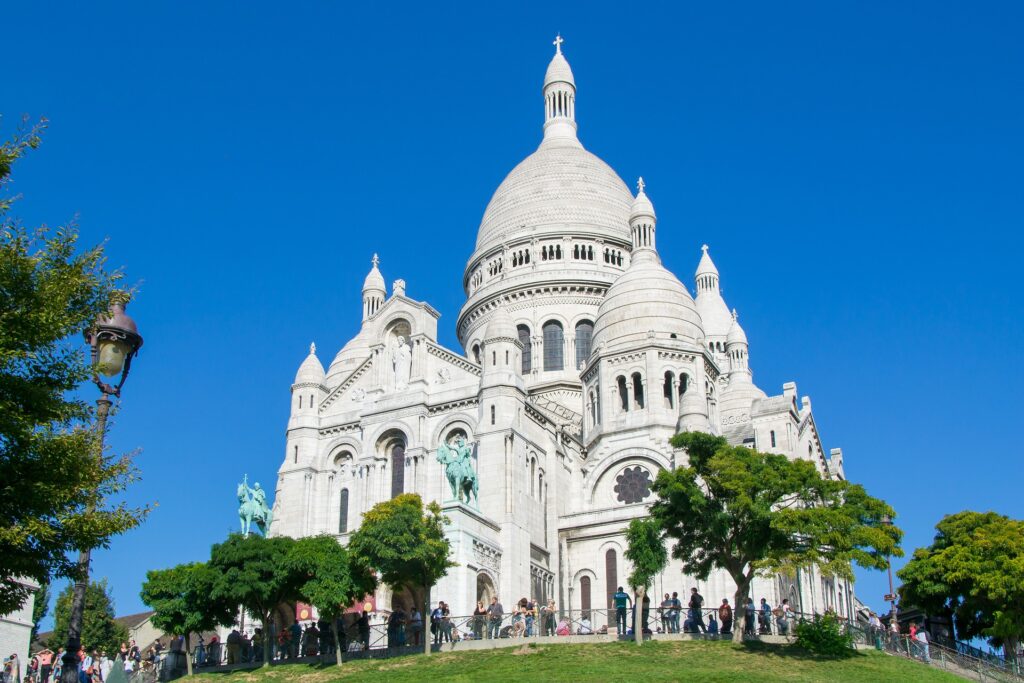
top-left (794, 613), bottom-right (855, 657)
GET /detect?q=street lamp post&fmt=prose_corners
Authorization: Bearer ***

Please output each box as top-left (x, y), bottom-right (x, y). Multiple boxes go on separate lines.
top-left (882, 514), bottom-right (898, 624)
top-left (61, 298), bottom-right (143, 683)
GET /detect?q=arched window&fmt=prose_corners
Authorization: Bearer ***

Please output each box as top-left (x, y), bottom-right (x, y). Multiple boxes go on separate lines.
top-left (491, 405), bottom-right (496, 425)
top-left (770, 430), bottom-right (776, 448)
top-left (575, 320), bottom-right (594, 368)
top-left (617, 376), bottom-right (629, 412)
top-left (338, 488), bottom-right (349, 533)
top-left (518, 325), bottom-right (531, 373)
top-left (531, 458), bottom-right (536, 496)
top-left (632, 372), bottom-right (645, 409)
top-left (663, 371), bottom-right (675, 408)
top-left (390, 443), bottom-right (405, 498)
top-left (472, 343), bottom-right (481, 364)
top-left (580, 576), bottom-right (592, 618)
top-left (808, 443), bottom-right (813, 458)
top-left (298, 395), bottom-right (303, 409)
top-left (605, 549), bottom-right (618, 612)
top-left (542, 320), bottom-right (564, 371)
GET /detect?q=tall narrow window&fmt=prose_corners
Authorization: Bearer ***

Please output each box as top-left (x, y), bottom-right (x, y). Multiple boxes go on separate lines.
top-left (580, 576), bottom-right (592, 618)
top-left (617, 376), bottom-right (629, 412)
top-left (663, 371), bottom-right (675, 408)
top-left (472, 343), bottom-right (481, 364)
top-left (390, 443), bottom-right (405, 498)
top-left (770, 430), bottom-right (776, 448)
top-left (338, 488), bottom-right (349, 533)
top-left (293, 445), bottom-right (298, 463)
top-left (530, 458), bottom-right (536, 496)
top-left (518, 325), bottom-right (532, 373)
top-left (632, 372), bottom-right (645, 409)
top-left (575, 320), bottom-right (594, 368)
top-left (298, 395), bottom-right (303, 409)
top-left (605, 549), bottom-right (618, 612)
top-left (542, 320), bottom-right (564, 371)
top-left (491, 405), bottom-right (496, 425)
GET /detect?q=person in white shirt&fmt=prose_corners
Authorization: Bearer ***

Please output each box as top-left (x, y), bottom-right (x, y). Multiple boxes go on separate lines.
top-left (915, 625), bottom-right (931, 663)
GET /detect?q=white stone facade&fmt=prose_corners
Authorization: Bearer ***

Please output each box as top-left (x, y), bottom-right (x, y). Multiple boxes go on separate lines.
top-left (269, 39), bottom-right (856, 624)
top-left (0, 580), bottom-right (36, 672)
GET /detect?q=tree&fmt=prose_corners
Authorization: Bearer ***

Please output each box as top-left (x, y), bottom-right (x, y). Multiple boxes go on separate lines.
top-left (289, 536), bottom-right (377, 666)
top-left (32, 582), bottom-right (50, 641)
top-left (0, 118), bottom-right (148, 614)
top-left (651, 432), bottom-right (902, 634)
top-left (52, 579), bottom-right (127, 653)
top-left (625, 518), bottom-right (667, 646)
top-left (208, 534), bottom-right (303, 668)
top-left (348, 494), bottom-right (455, 656)
top-left (140, 562), bottom-right (235, 676)
top-left (898, 511), bottom-right (1024, 664)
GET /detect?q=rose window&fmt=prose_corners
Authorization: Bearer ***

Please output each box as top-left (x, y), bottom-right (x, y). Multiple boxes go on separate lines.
top-left (614, 466), bottom-right (652, 504)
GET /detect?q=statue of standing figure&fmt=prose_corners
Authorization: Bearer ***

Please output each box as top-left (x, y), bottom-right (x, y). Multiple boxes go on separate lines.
top-left (393, 335), bottom-right (411, 390)
top-left (437, 435), bottom-right (478, 506)
top-left (238, 474), bottom-right (273, 537)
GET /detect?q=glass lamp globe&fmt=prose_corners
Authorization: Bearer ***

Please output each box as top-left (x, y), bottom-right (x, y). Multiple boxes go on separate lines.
top-left (95, 337), bottom-right (132, 378)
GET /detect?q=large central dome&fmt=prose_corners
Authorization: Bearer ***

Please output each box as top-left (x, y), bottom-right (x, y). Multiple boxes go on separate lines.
top-left (474, 140), bottom-right (634, 253)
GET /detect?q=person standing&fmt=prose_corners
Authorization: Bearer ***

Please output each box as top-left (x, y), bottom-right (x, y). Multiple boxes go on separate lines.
top-left (226, 629), bottom-right (242, 665)
top-left (689, 588), bottom-right (706, 634)
top-left (659, 594), bottom-right (673, 633)
top-left (357, 611), bottom-right (370, 650)
top-left (915, 624), bottom-right (931, 663)
top-left (612, 586), bottom-right (631, 635)
top-left (486, 597), bottom-right (504, 639)
top-left (37, 650), bottom-right (52, 683)
top-left (670, 592), bottom-right (682, 633)
top-left (760, 599), bottom-right (773, 635)
top-left (524, 598), bottom-right (537, 637)
top-left (543, 599), bottom-right (557, 636)
top-left (409, 608), bottom-right (423, 646)
top-left (744, 598), bottom-right (756, 636)
top-left (719, 599), bottom-right (733, 636)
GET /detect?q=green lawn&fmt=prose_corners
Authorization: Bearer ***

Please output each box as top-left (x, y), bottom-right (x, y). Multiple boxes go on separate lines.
top-left (195, 640), bottom-right (963, 682)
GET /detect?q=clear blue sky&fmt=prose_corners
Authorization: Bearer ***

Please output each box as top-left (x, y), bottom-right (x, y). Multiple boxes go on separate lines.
top-left (6, 2), bottom-right (1022, 627)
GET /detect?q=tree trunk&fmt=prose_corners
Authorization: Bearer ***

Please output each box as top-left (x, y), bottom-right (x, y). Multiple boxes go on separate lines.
top-left (184, 632), bottom-right (192, 677)
top-left (1006, 636), bottom-right (1019, 673)
top-left (423, 583), bottom-right (432, 656)
top-left (330, 619), bottom-right (343, 667)
top-left (262, 612), bottom-right (272, 668)
top-left (634, 586), bottom-right (646, 646)
top-left (733, 577), bottom-right (751, 639)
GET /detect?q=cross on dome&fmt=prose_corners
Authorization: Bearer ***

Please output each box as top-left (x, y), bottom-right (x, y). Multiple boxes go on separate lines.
top-left (732, 309), bottom-right (738, 321)
top-left (637, 177), bottom-right (645, 193)
top-left (702, 244), bottom-right (709, 254)
top-left (310, 342), bottom-right (317, 355)
top-left (553, 33), bottom-right (564, 54)
top-left (371, 253), bottom-right (380, 268)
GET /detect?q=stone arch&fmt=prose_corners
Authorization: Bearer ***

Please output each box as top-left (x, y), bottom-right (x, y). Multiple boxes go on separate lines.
top-left (368, 422), bottom-right (414, 455)
top-left (380, 313), bottom-right (414, 339)
top-left (586, 448), bottom-right (670, 505)
top-left (429, 413), bottom-right (477, 448)
top-left (322, 435), bottom-right (362, 471)
top-left (476, 571), bottom-right (497, 605)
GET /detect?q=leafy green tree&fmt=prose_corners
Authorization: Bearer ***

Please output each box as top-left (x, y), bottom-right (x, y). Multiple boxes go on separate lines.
top-left (140, 562), bottom-right (235, 676)
top-left (52, 579), bottom-right (128, 654)
top-left (289, 536), bottom-right (376, 666)
top-left (651, 432), bottom-right (902, 634)
top-left (625, 518), bottom-right (667, 646)
top-left (898, 510), bottom-right (1024, 663)
top-left (208, 534), bottom-right (303, 667)
top-left (348, 494), bottom-right (455, 656)
top-left (32, 582), bottom-right (50, 641)
top-left (0, 118), bottom-right (147, 614)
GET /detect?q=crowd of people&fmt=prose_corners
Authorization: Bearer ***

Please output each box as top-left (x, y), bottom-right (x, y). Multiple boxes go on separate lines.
top-left (3, 640), bottom-right (164, 683)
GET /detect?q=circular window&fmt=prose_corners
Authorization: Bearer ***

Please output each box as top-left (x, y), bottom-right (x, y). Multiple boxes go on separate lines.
top-left (614, 466), bottom-right (652, 504)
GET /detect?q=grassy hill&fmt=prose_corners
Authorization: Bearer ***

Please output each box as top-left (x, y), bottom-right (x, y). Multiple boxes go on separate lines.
top-left (194, 640), bottom-right (963, 682)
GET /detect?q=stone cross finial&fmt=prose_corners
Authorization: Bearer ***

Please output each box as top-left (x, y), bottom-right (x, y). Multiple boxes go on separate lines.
top-left (702, 244), bottom-right (709, 254)
top-left (309, 341), bottom-right (317, 355)
top-left (637, 177), bottom-right (645, 193)
top-left (553, 34), bottom-right (564, 54)
top-left (732, 309), bottom-right (738, 321)
top-left (371, 253), bottom-right (380, 268)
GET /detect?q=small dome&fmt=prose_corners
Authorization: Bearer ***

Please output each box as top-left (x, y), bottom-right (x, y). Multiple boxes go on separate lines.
top-left (593, 252), bottom-right (704, 350)
top-left (726, 310), bottom-right (748, 345)
top-left (544, 37), bottom-right (575, 88)
top-left (294, 343), bottom-right (325, 384)
top-left (326, 329), bottom-right (372, 382)
top-left (630, 179), bottom-right (655, 221)
top-left (362, 254), bottom-right (385, 292)
top-left (484, 306), bottom-right (516, 341)
top-left (696, 244), bottom-right (718, 277)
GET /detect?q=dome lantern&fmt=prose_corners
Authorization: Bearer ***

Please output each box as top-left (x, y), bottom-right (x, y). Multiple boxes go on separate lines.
top-left (543, 34), bottom-right (579, 144)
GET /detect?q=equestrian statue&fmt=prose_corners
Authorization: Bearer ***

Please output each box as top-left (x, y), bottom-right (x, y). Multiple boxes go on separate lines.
top-left (436, 435), bottom-right (479, 506)
top-left (238, 474), bottom-right (273, 537)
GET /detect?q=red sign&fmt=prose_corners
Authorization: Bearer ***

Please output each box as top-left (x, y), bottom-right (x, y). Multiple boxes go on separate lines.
top-left (296, 602), bottom-right (314, 621)
top-left (346, 594), bottom-right (376, 614)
